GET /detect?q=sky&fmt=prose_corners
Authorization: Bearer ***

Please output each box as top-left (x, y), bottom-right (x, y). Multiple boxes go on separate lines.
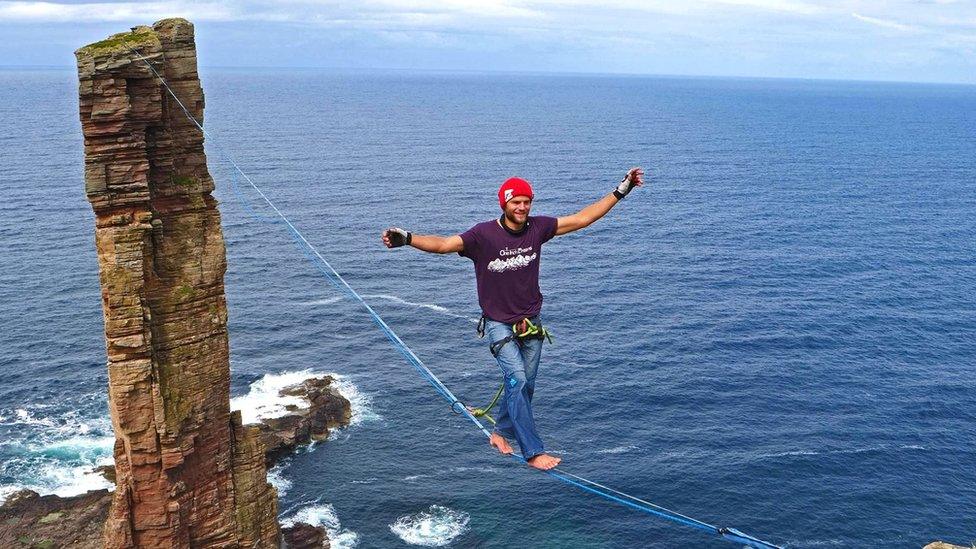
top-left (0, 0), bottom-right (974, 84)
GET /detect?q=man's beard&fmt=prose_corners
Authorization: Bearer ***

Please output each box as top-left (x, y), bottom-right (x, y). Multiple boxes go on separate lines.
top-left (504, 210), bottom-right (527, 225)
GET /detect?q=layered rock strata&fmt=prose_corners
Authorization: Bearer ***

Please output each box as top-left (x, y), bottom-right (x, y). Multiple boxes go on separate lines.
top-left (75, 19), bottom-right (278, 547)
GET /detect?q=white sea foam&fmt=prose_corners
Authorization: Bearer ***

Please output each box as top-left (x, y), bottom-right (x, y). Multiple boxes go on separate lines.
top-left (403, 466), bottom-right (497, 483)
top-left (0, 450), bottom-right (114, 499)
top-left (282, 504), bottom-right (359, 549)
top-left (757, 443), bottom-right (927, 461)
top-left (1, 408), bottom-right (112, 440)
top-left (597, 445), bottom-right (640, 455)
top-left (230, 370), bottom-right (315, 424)
top-left (301, 296), bottom-right (344, 306)
top-left (329, 374), bottom-right (381, 428)
top-left (360, 294), bottom-right (478, 323)
top-left (0, 402), bottom-right (116, 499)
top-left (230, 369), bottom-right (380, 428)
top-left (267, 463), bottom-right (292, 497)
top-left (390, 505), bottom-right (470, 547)
top-left (0, 485), bottom-right (22, 504)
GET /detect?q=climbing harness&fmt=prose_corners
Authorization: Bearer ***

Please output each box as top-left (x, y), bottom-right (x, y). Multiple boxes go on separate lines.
top-left (478, 316), bottom-right (553, 358)
top-left (465, 316), bottom-right (554, 424)
top-left (129, 47), bottom-right (784, 549)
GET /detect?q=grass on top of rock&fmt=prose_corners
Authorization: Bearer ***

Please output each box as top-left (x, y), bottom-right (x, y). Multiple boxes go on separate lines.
top-left (77, 26), bottom-right (159, 56)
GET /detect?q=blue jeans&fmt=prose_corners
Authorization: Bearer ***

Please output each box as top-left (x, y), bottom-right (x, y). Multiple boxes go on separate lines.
top-left (485, 316), bottom-right (545, 459)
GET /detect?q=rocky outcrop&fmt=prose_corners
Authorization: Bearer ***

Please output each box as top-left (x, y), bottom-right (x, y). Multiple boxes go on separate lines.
top-left (924, 542), bottom-right (973, 549)
top-left (0, 489), bottom-right (111, 549)
top-left (258, 376), bottom-right (353, 466)
top-left (75, 18), bottom-right (279, 547)
top-left (282, 522), bottom-right (331, 549)
top-left (0, 377), bottom-right (350, 547)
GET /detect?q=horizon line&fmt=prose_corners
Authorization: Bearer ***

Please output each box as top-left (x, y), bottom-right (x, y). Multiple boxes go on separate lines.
top-left (2, 63), bottom-right (974, 88)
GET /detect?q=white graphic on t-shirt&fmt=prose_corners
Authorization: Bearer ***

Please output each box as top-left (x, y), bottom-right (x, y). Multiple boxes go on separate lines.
top-left (488, 251), bottom-right (538, 273)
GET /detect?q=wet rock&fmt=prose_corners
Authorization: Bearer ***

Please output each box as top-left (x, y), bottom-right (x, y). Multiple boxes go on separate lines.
top-left (282, 522), bottom-right (331, 548)
top-left (258, 376), bottom-right (353, 466)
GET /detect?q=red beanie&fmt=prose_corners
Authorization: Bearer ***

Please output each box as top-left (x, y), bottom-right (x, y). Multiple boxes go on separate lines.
top-left (498, 177), bottom-right (534, 209)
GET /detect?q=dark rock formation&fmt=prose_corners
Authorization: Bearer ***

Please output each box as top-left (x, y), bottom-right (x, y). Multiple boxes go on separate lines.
top-left (282, 522), bottom-right (331, 549)
top-left (259, 376), bottom-right (353, 466)
top-left (0, 377), bottom-right (350, 547)
top-left (75, 18), bottom-right (279, 547)
top-left (0, 489), bottom-right (111, 549)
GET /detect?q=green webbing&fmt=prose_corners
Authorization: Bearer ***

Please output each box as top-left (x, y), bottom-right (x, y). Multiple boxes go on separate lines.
top-left (468, 383), bottom-right (505, 424)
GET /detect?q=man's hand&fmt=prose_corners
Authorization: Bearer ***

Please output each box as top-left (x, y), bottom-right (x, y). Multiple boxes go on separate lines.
top-left (613, 167), bottom-right (644, 199)
top-left (382, 227), bottom-right (412, 248)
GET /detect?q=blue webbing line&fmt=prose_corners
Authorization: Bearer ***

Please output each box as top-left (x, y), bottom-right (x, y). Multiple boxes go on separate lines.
top-left (129, 47), bottom-right (783, 549)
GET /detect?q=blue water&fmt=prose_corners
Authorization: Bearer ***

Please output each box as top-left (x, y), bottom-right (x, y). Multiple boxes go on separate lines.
top-left (1, 67), bottom-right (974, 548)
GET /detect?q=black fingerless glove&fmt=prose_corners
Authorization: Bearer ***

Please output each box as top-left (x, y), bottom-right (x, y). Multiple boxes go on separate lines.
top-left (386, 227), bottom-right (412, 248)
top-left (613, 173), bottom-right (637, 199)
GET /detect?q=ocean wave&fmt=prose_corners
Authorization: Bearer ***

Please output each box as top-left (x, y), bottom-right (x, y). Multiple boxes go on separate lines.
top-left (299, 296), bottom-right (345, 306)
top-left (403, 466), bottom-right (498, 482)
top-left (756, 444), bottom-right (928, 460)
top-left (597, 445), bottom-right (640, 455)
top-left (267, 463), bottom-right (292, 497)
top-left (230, 370), bottom-right (315, 424)
top-left (0, 402), bottom-right (115, 499)
top-left (0, 407), bottom-right (110, 439)
top-left (282, 503), bottom-right (359, 549)
top-left (389, 505), bottom-right (470, 547)
top-left (0, 485), bottom-right (23, 504)
top-left (360, 294), bottom-right (478, 323)
top-left (231, 369), bottom-right (380, 428)
top-left (329, 374), bottom-right (382, 428)
top-left (0, 453), bottom-right (114, 499)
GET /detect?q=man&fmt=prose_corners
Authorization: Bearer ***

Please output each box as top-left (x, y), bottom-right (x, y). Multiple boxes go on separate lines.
top-left (382, 167), bottom-right (644, 470)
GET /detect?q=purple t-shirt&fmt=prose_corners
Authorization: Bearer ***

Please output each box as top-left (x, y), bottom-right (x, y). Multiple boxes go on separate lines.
top-left (458, 215), bottom-right (559, 324)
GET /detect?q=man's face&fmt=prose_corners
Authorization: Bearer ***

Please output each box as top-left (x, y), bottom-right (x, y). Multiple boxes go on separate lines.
top-left (503, 196), bottom-right (532, 226)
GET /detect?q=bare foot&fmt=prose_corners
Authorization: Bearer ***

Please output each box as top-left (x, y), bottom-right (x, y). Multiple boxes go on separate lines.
top-left (489, 432), bottom-right (514, 455)
top-left (527, 453), bottom-right (561, 471)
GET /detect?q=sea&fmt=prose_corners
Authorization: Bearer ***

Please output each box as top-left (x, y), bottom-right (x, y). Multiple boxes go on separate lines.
top-left (0, 67), bottom-right (974, 548)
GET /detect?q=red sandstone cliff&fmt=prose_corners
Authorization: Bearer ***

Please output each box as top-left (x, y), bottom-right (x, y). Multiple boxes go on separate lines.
top-left (75, 19), bottom-right (279, 547)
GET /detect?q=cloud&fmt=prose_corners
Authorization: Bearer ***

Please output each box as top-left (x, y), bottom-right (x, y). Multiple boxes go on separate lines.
top-left (851, 12), bottom-right (918, 32)
top-left (712, 0), bottom-right (822, 15)
top-left (0, 1), bottom-right (235, 22)
top-left (0, 0), bottom-right (543, 23)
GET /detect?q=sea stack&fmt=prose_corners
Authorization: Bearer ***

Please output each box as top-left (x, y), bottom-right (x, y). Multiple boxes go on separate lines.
top-left (75, 19), bottom-right (279, 547)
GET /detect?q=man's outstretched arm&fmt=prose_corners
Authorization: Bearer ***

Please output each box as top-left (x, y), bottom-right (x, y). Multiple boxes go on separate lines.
top-left (555, 167), bottom-right (644, 236)
top-left (381, 229), bottom-right (464, 254)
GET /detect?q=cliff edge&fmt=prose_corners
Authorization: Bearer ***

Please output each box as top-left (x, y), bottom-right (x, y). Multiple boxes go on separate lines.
top-left (75, 18), bottom-right (279, 547)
